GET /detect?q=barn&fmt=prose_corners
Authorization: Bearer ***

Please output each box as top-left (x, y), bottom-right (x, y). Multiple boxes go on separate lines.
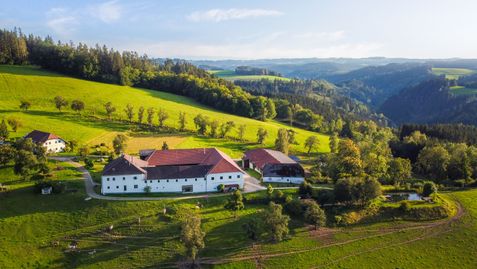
top-left (243, 148), bottom-right (305, 184)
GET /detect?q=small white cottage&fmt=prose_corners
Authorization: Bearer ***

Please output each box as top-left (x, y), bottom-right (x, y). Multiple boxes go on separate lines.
top-left (24, 130), bottom-right (66, 153)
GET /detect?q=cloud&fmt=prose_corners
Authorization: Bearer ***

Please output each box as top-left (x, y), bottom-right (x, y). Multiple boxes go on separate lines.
top-left (46, 8), bottom-right (79, 37)
top-left (294, 31), bottom-right (346, 42)
top-left (91, 0), bottom-right (122, 23)
top-left (187, 8), bottom-right (283, 22)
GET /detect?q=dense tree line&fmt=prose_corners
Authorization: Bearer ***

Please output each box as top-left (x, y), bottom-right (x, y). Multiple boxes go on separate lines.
top-left (234, 66), bottom-right (282, 77)
top-left (399, 123), bottom-right (477, 145)
top-left (0, 29), bottom-right (278, 120)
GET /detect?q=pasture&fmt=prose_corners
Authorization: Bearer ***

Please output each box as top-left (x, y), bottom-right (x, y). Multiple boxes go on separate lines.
top-left (1, 158), bottom-right (476, 268)
top-left (450, 85), bottom-right (477, 95)
top-left (0, 65), bottom-right (328, 158)
top-left (431, 67), bottom-right (476, 80)
top-left (210, 70), bottom-right (291, 82)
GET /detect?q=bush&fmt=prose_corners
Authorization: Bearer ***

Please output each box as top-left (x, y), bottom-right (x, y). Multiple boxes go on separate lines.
top-left (284, 199), bottom-right (304, 217)
top-left (33, 181), bottom-right (65, 194)
top-left (84, 158), bottom-right (94, 170)
top-left (298, 181), bottom-right (313, 198)
top-left (313, 189), bottom-right (335, 205)
top-left (422, 181), bottom-right (437, 197)
top-left (399, 200), bottom-right (411, 212)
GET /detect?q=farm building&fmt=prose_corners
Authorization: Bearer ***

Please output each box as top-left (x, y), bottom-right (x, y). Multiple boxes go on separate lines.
top-left (243, 149), bottom-right (305, 184)
top-left (101, 148), bottom-right (245, 194)
top-left (24, 130), bottom-right (66, 153)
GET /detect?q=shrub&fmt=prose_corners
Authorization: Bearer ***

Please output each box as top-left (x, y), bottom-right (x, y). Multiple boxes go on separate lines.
top-left (399, 200), bottom-right (411, 212)
top-left (298, 181), bottom-right (313, 198)
top-left (422, 181), bottom-right (437, 197)
top-left (84, 158), bottom-right (94, 170)
top-left (284, 199), bottom-right (304, 217)
top-left (144, 186), bottom-right (151, 194)
top-left (313, 189), bottom-right (335, 205)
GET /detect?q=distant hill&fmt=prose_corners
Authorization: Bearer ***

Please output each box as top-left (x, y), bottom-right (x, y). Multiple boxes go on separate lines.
top-left (379, 78), bottom-right (477, 125)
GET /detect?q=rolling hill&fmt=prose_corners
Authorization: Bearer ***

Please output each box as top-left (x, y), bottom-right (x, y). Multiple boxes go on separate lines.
top-left (209, 70), bottom-right (291, 81)
top-left (0, 65), bottom-right (329, 157)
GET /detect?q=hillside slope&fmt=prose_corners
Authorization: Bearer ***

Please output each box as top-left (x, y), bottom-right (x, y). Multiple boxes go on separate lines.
top-left (0, 65), bottom-right (329, 157)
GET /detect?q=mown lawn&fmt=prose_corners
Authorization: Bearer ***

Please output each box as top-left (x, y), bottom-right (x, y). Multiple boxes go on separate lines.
top-left (0, 65), bottom-right (328, 158)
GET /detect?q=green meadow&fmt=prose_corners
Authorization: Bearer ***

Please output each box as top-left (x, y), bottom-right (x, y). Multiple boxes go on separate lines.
top-left (209, 70), bottom-right (291, 82)
top-left (0, 65), bottom-right (328, 158)
top-left (449, 85), bottom-right (477, 95)
top-left (431, 67), bottom-right (476, 80)
top-left (1, 158), bottom-right (476, 268)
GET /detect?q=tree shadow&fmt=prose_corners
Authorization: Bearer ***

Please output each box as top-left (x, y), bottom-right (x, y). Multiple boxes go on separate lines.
top-left (0, 65), bottom-right (64, 77)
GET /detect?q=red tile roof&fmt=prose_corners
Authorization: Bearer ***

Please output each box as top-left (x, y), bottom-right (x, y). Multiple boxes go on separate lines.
top-left (103, 154), bottom-right (148, 176)
top-left (243, 149), bottom-right (297, 170)
top-left (103, 148), bottom-right (243, 177)
top-left (24, 130), bottom-right (62, 144)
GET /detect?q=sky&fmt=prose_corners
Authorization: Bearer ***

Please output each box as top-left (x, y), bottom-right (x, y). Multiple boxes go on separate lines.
top-left (2, 0), bottom-right (477, 60)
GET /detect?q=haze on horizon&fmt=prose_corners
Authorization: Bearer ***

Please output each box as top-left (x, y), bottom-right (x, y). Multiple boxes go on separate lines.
top-left (1, 0), bottom-right (477, 60)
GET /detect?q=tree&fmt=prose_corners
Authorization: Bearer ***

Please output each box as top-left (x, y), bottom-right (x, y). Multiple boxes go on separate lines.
top-left (7, 117), bottom-right (22, 132)
top-left (84, 158), bottom-right (94, 169)
top-left (112, 134), bottom-right (128, 155)
top-left (0, 119), bottom-right (8, 142)
top-left (156, 109), bottom-right (169, 128)
top-left (416, 145), bottom-right (450, 181)
top-left (422, 181), bottom-right (437, 197)
top-left (298, 181), bottom-right (313, 198)
top-left (104, 102), bottom-right (116, 120)
top-left (14, 150), bottom-right (38, 180)
top-left (266, 98), bottom-right (277, 119)
top-left (0, 145), bottom-right (15, 167)
top-left (193, 114), bottom-right (209, 135)
top-left (71, 100), bottom-right (85, 115)
top-left (226, 190), bottom-right (245, 211)
top-left (19, 100), bottom-right (31, 111)
top-left (287, 129), bottom-right (298, 145)
top-left (275, 128), bottom-right (289, 154)
top-left (257, 127), bottom-right (268, 144)
top-left (161, 141), bottom-right (169, 150)
top-left (252, 96), bottom-right (268, 121)
top-left (334, 177), bottom-right (381, 205)
top-left (137, 106), bottom-right (145, 124)
top-left (262, 202), bottom-right (290, 242)
top-left (53, 96), bottom-right (68, 111)
top-left (124, 104), bottom-right (134, 122)
top-left (78, 145), bottom-right (90, 158)
top-left (146, 107), bottom-right (155, 126)
top-left (304, 201), bottom-right (327, 230)
top-left (209, 120), bottom-right (219, 138)
top-left (267, 184), bottom-right (274, 200)
top-left (388, 158), bottom-right (412, 186)
top-left (242, 219), bottom-right (260, 241)
top-left (179, 112), bottom-right (187, 131)
top-left (329, 133), bottom-right (339, 153)
top-left (289, 104), bottom-right (302, 127)
top-left (340, 120), bottom-right (354, 139)
top-left (329, 139), bottom-right (363, 179)
top-left (304, 136), bottom-right (319, 154)
top-left (238, 124), bottom-right (246, 141)
top-left (220, 121), bottom-right (235, 138)
top-left (180, 212), bottom-right (205, 264)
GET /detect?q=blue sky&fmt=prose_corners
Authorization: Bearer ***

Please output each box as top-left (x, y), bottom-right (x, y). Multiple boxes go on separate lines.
top-left (2, 0), bottom-right (477, 59)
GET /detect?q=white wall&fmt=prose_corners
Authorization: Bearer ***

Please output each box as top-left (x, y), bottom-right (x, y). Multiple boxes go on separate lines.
top-left (42, 139), bottom-right (66, 153)
top-left (263, 176), bottom-right (304, 184)
top-left (101, 171), bottom-right (245, 194)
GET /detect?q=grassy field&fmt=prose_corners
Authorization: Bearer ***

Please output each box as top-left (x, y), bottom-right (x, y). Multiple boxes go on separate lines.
top-left (449, 85), bottom-right (477, 95)
top-left (1, 157), bottom-right (476, 268)
top-left (0, 65), bottom-right (328, 158)
top-left (209, 70), bottom-right (291, 82)
top-left (431, 67), bottom-right (476, 80)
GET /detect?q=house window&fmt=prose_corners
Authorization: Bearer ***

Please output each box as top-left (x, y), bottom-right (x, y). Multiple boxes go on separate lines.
top-left (204, 178), bottom-right (206, 181)
top-left (182, 185), bottom-right (193, 193)
top-left (133, 176), bottom-right (137, 180)
top-left (229, 176), bottom-right (232, 179)
top-left (175, 179), bottom-right (178, 182)
top-left (237, 175), bottom-right (241, 178)
top-left (211, 177), bottom-right (214, 180)
top-left (220, 176), bottom-right (223, 180)
top-left (106, 178), bottom-right (110, 181)
top-left (112, 177), bottom-right (115, 181)
top-left (123, 177), bottom-right (125, 180)
top-left (150, 180), bottom-right (152, 183)
top-left (116, 186), bottom-right (119, 189)
top-left (134, 185), bottom-right (138, 189)
top-left (185, 179), bottom-right (187, 182)
top-left (107, 186), bottom-right (110, 189)
top-left (167, 180), bottom-right (169, 183)
top-left (195, 178), bottom-right (197, 181)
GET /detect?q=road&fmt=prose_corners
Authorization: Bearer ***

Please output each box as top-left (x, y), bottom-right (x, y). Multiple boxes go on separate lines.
top-left (51, 157), bottom-right (266, 201)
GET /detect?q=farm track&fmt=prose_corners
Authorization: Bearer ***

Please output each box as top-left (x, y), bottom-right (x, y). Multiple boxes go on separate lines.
top-left (198, 197), bottom-right (465, 267)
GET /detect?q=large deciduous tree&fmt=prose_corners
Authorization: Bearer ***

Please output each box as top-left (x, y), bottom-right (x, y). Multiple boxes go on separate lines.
top-left (263, 202), bottom-right (290, 242)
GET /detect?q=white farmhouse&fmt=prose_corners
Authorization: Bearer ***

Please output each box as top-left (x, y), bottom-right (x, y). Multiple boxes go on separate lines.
top-left (24, 130), bottom-right (66, 153)
top-left (243, 149), bottom-right (305, 184)
top-left (101, 148), bottom-right (245, 194)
